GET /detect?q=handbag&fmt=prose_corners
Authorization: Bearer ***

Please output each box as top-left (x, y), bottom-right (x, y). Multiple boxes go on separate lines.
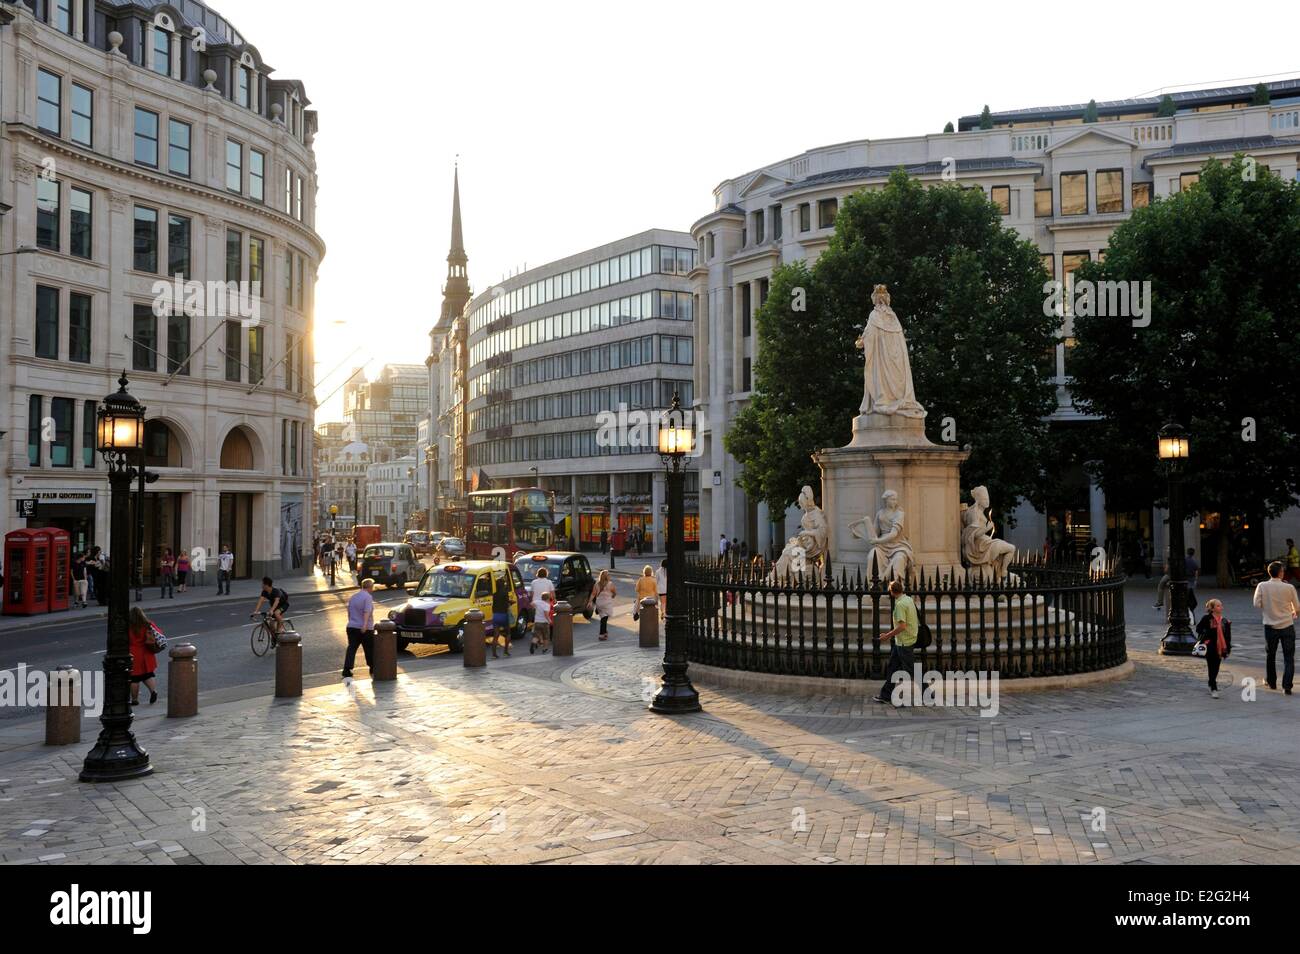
top-left (146, 622), bottom-right (168, 654)
top-left (913, 622), bottom-right (932, 650)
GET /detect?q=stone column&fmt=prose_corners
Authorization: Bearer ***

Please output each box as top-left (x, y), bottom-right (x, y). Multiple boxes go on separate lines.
top-left (1088, 470), bottom-right (1107, 550)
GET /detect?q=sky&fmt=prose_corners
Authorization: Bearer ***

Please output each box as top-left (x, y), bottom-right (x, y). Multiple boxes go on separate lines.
top-left (209, 0), bottom-right (1300, 421)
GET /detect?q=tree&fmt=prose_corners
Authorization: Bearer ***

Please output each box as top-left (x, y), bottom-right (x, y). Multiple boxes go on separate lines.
top-left (1083, 99), bottom-right (1099, 123)
top-left (978, 105), bottom-right (993, 130)
top-left (1068, 157), bottom-right (1300, 585)
top-left (1156, 95), bottom-right (1177, 118)
top-left (1251, 82), bottom-right (1271, 106)
top-left (727, 170), bottom-right (1061, 521)
top-left (943, 121), bottom-right (955, 134)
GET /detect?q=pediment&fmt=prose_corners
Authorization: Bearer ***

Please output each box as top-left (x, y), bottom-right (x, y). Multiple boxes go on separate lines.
top-left (738, 171), bottom-right (792, 197)
top-left (1044, 127), bottom-right (1136, 155)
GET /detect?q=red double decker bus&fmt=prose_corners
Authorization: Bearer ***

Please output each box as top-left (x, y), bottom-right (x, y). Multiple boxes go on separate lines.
top-left (465, 488), bottom-right (557, 560)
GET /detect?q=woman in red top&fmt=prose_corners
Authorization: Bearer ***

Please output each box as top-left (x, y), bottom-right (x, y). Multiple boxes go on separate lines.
top-left (128, 606), bottom-right (160, 705)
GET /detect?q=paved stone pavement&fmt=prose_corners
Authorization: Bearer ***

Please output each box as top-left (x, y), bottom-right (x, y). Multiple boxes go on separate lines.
top-left (1, 619), bottom-right (1298, 865)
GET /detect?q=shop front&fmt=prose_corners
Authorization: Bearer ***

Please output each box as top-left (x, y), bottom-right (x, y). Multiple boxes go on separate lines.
top-left (21, 489), bottom-right (98, 554)
top-left (219, 492), bottom-right (255, 580)
top-left (129, 492), bottom-right (183, 586)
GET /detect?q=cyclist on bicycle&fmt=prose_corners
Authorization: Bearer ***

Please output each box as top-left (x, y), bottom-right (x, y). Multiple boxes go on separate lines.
top-left (251, 577), bottom-right (290, 635)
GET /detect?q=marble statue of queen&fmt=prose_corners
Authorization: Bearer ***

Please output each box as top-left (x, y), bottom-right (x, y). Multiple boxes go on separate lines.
top-left (855, 284), bottom-right (926, 419)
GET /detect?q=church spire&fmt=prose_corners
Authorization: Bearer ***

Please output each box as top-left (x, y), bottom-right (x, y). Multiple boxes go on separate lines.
top-left (448, 164), bottom-right (467, 271)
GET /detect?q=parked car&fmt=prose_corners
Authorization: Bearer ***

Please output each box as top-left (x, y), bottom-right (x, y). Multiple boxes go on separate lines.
top-left (403, 530), bottom-right (433, 555)
top-left (359, 543), bottom-right (425, 589)
top-left (514, 551), bottom-right (596, 621)
top-left (388, 560), bottom-right (527, 652)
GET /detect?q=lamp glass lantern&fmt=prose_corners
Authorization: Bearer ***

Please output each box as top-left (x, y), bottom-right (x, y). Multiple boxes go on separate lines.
top-left (1157, 423), bottom-right (1189, 463)
top-left (95, 374), bottom-right (145, 468)
top-left (658, 398), bottom-right (694, 463)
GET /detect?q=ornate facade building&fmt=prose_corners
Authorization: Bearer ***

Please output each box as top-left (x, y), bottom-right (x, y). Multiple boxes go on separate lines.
top-left (0, 0), bottom-right (323, 580)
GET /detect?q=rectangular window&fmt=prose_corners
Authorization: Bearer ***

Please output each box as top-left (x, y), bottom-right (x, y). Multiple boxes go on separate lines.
top-left (799, 203), bottom-right (811, 232)
top-left (285, 168), bottom-right (293, 211)
top-left (68, 292), bottom-right (91, 363)
top-left (991, 185), bottom-right (1011, 215)
top-left (294, 338), bottom-right (305, 394)
top-left (54, 0), bottom-right (72, 33)
top-left (167, 213), bottom-right (191, 279)
top-left (36, 176), bottom-right (59, 251)
top-left (70, 83), bottom-right (93, 147)
top-left (83, 400), bottom-right (96, 468)
top-left (743, 357), bottom-right (751, 392)
top-left (134, 108), bottom-right (158, 166)
top-left (50, 397), bottom-right (73, 467)
top-left (37, 69), bottom-right (61, 135)
top-left (152, 26), bottom-right (171, 76)
top-left (132, 303), bottom-right (156, 371)
top-left (224, 320), bottom-right (241, 382)
top-left (134, 206), bottom-right (158, 272)
top-left (1060, 172), bottom-right (1088, 215)
top-left (226, 139), bottom-right (242, 192)
top-left (772, 204), bottom-right (783, 241)
top-left (226, 229), bottom-right (242, 283)
top-left (249, 150), bottom-right (265, 202)
top-left (28, 395), bottom-right (42, 466)
top-left (296, 255), bottom-right (304, 306)
top-left (248, 326), bottom-right (263, 384)
top-left (167, 313), bottom-right (190, 375)
top-left (69, 187), bottom-right (91, 259)
top-left (236, 66), bottom-right (249, 108)
top-left (168, 119), bottom-right (191, 177)
top-left (1034, 188), bottom-right (1052, 217)
top-left (249, 237), bottom-right (265, 290)
top-left (753, 209), bottom-right (765, 244)
top-left (1179, 172), bottom-right (1200, 192)
top-left (817, 197), bottom-right (838, 229)
top-left (1096, 169), bottom-right (1124, 213)
top-left (1131, 182), bottom-right (1152, 209)
top-left (295, 176), bottom-right (303, 221)
top-left (35, 286), bottom-right (59, 359)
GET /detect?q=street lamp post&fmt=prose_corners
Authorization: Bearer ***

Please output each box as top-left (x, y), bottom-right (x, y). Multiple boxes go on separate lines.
top-left (650, 393), bottom-right (701, 714)
top-left (425, 445), bottom-right (438, 530)
top-left (1158, 422), bottom-right (1196, 655)
top-left (81, 374), bottom-right (152, 783)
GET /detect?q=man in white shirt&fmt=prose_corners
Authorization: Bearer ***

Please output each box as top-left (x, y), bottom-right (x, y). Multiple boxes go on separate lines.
top-left (345, 541), bottom-right (357, 575)
top-left (529, 567), bottom-right (555, 654)
top-left (343, 579), bottom-right (376, 680)
top-left (719, 534), bottom-right (729, 558)
top-left (1254, 561), bottom-right (1299, 694)
top-left (217, 545), bottom-right (235, 595)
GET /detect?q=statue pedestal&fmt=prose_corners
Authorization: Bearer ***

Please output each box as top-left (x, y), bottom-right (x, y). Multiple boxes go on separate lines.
top-left (815, 416), bottom-right (969, 579)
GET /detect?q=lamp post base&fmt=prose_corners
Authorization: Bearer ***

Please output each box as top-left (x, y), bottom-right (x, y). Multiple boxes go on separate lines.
top-left (79, 737), bottom-right (153, 783)
top-left (649, 679), bottom-right (702, 714)
top-left (1159, 630), bottom-right (1199, 656)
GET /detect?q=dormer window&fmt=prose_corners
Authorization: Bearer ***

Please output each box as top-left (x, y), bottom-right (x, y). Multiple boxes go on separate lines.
top-left (152, 26), bottom-right (171, 76)
top-left (237, 68), bottom-right (250, 108)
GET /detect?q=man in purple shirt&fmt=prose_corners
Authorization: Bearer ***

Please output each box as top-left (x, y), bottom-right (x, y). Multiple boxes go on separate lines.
top-left (343, 578), bottom-right (376, 681)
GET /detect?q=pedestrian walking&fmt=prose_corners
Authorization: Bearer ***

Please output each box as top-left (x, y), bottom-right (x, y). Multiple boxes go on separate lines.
top-left (491, 570), bottom-right (512, 658)
top-left (321, 544), bottom-right (336, 587)
top-left (591, 569), bottom-right (616, 640)
top-left (342, 579), bottom-right (376, 681)
top-left (1154, 559), bottom-right (1170, 610)
top-left (656, 558), bottom-right (668, 623)
top-left (160, 548), bottom-right (176, 599)
top-left (217, 544), bottom-right (234, 594)
top-left (128, 606), bottom-right (161, 706)
top-left (345, 540), bottom-right (357, 576)
top-left (634, 565), bottom-right (657, 620)
top-left (719, 533), bottom-right (729, 560)
top-left (1285, 538), bottom-right (1300, 586)
top-left (176, 549), bottom-right (191, 593)
top-left (529, 566), bottom-right (555, 654)
top-left (1194, 599), bottom-right (1232, 698)
top-left (600, 528), bottom-right (608, 554)
top-left (875, 579), bottom-right (919, 706)
top-left (69, 551), bottom-right (88, 608)
top-left (1254, 560), bottom-right (1299, 694)
top-left (87, 547), bottom-right (107, 605)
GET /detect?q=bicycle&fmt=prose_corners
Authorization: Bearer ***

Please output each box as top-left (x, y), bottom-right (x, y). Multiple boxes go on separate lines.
top-left (250, 612), bottom-right (296, 657)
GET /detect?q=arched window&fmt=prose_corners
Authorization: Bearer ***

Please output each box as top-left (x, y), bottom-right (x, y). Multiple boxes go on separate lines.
top-left (220, 427), bottom-right (255, 470)
top-left (144, 420), bottom-right (184, 467)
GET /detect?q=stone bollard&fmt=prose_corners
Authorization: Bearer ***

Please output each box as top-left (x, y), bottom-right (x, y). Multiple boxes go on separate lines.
top-left (167, 642), bottom-right (198, 718)
top-left (373, 620), bottom-right (398, 682)
top-left (638, 598), bottom-right (660, 648)
top-left (552, 601), bottom-right (574, 657)
top-left (275, 631), bottom-right (303, 698)
top-left (45, 666), bottom-right (81, 746)
top-left (462, 610), bottom-right (487, 668)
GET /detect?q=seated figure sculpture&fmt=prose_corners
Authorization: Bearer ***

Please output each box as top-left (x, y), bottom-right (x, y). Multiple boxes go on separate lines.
top-left (961, 485), bottom-right (1019, 583)
top-left (768, 486), bottom-right (827, 583)
top-left (849, 489), bottom-right (913, 583)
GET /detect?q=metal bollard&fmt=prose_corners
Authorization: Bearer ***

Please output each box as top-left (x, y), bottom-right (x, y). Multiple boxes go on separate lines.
top-left (373, 620), bottom-right (398, 681)
top-left (45, 665), bottom-right (81, 746)
top-left (552, 601), bottom-right (574, 657)
top-left (638, 598), bottom-right (659, 648)
top-left (167, 642), bottom-right (198, 718)
top-left (275, 631), bottom-right (303, 698)
top-left (462, 610), bottom-right (487, 668)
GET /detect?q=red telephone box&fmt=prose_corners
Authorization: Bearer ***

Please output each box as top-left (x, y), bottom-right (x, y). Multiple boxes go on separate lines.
top-left (610, 529), bottom-right (627, 556)
top-left (47, 529), bottom-right (71, 613)
top-left (4, 529), bottom-right (53, 616)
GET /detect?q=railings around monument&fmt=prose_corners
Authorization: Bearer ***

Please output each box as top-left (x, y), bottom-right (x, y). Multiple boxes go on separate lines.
top-left (684, 555), bottom-right (1127, 680)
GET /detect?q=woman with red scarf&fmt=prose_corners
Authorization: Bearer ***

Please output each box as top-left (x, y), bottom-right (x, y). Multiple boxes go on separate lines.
top-left (1195, 599), bottom-right (1232, 698)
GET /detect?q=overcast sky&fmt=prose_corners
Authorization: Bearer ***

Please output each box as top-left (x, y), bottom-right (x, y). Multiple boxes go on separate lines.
top-left (210, 0), bottom-right (1300, 421)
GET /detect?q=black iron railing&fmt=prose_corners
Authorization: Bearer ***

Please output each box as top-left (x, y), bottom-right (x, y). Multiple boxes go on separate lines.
top-left (684, 554), bottom-right (1127, 680)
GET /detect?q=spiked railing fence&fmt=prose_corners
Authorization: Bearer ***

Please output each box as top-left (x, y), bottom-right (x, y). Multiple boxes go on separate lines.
top-left (684, 554), bottom-right (1127, 680)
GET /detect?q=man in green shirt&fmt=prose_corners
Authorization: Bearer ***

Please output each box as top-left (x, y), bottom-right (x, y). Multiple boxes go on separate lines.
top-left (876, 579), bottom-right (918, 705)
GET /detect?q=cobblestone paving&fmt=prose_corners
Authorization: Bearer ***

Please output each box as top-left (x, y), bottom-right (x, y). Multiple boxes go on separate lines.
top-left (1, 621), bottom-right (1298, 865)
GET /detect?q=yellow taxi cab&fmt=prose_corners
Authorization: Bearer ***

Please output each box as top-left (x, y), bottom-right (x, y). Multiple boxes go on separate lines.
top-left (387, 560), bottom-right (526, 653)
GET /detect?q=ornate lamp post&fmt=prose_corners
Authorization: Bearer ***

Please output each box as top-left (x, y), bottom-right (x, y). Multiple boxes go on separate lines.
top-left (1158, 422), bottom-right (1196, 655)
top-left (81, 374), bottom-right (153, 783)
top-left (650, 393), bottom-right (701, 715)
